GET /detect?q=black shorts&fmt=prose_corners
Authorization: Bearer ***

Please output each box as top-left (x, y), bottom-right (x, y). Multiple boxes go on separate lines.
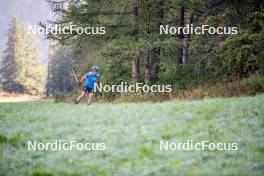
top-left (82, 86), bottom-right (93, 93)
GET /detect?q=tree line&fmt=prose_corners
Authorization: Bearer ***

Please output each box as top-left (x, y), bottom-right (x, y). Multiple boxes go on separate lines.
top-left (0, 0), bottom-right (263, 99)
top-left (45, 0), bottom-right (263, 98)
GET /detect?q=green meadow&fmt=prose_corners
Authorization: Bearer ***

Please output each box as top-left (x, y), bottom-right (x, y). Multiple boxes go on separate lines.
top-left (0, 94), bottom-right (264, 176)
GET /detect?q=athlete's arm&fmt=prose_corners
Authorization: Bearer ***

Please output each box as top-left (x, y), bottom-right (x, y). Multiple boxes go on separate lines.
top-left (79, 75), bottom-right (86, 85)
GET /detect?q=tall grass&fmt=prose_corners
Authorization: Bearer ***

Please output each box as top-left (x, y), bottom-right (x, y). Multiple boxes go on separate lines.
top-left (0, 95), bottom-right (264, 175)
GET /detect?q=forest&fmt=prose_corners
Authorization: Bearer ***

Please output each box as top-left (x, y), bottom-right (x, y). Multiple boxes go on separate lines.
top-left (45, 0), bottom-right (264, 101)
top-left (0, 0), bottom-right (263, 101)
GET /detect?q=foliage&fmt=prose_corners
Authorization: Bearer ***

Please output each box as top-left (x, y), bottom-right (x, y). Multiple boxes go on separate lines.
top-left (241, 73), bottom-right (264, 93)
top-left (44, 0), bottom-right (264, 100)
top-left (54, 92), bottom-right (67, 103)
top-left (0, 17), bottom-right (46, 95)
top-left (47, 46), bottom-right (75, 96)
top-left (219, 30), bottom-right (264, 77)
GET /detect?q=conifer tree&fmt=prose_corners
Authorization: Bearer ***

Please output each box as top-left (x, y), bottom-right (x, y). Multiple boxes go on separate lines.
top-left (0, 17), bottom-right (46, 95)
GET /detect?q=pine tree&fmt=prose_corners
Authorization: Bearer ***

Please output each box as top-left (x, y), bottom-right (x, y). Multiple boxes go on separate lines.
top-left (0, 17), bottom-right (22, 92)
top-left (48, 46), bottom-right (75, 95)
top-left (0, 17), bottom-right (46, 95)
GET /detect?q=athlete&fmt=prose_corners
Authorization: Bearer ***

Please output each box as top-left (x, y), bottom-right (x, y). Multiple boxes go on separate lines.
top-left (75, 66), bottom-right (100, 105)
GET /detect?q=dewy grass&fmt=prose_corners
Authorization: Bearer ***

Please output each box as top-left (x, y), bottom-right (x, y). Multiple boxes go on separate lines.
top-left (0, 94), bottom-right (264, 176)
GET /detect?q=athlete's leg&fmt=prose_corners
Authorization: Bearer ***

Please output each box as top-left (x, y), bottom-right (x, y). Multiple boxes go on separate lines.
top-left (76, 90), bottom-right (86, 103)
top-left (87, 92), bottom-right (94, 105)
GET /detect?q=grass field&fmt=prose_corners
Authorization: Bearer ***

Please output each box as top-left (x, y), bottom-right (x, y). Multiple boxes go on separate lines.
top-left (0, 94), bottom-right (264, 176)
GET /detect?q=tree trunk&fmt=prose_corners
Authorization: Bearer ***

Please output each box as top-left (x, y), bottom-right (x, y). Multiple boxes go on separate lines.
top-left (150, 48), bottom-right (160, 81)
top-left (187, 13), bottom-right (193, 60)
top-left (131, 55), bottom-right (139, 84)
top-left (182, 13), bottom-right (193, 65)
top-left (144, 52), bottom-right (151, 85)
top-left (176, 50), bottom-right (182, 69)
top-left (46, 61), bottom-right (50, 97)
top-left (150, 0), bottom-right (164, 82)
top-left (131, 5), bottom-right (140, 84)
top-left (132, 6), bottom-right (139, 21)
top-left (176, 6), bottom-right (185, 69)
top-left (179, 6), bottom-right (185, 40)
top-left (182, 38), bottom-right (188, 65)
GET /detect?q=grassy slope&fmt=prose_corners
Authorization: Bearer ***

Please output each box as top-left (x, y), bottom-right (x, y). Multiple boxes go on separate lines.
top-left (0, 95), bottom-right (264, 176)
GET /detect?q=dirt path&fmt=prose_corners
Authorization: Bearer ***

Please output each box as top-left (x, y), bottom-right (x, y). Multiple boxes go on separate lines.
top-left (0, 96), bottom-right (42, 103)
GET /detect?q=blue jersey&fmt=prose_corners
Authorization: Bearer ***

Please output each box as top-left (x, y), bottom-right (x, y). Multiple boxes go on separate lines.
top-left (84, 72), bottom-right (100, 88)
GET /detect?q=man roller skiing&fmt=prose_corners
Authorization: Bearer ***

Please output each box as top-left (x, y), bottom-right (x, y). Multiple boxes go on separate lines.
top-left (75, 66), bottom-right (100, 105)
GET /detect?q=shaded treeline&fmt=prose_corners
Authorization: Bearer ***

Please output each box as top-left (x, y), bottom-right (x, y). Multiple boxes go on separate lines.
top-left (45, 0), bottom-right (263, 99)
